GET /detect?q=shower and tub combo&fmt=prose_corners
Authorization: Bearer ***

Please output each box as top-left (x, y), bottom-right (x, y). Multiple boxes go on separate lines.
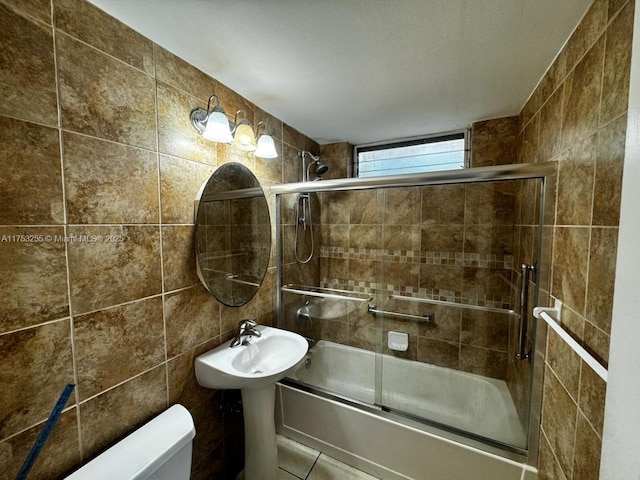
top-left (271, 162), bottom-right (554, 479)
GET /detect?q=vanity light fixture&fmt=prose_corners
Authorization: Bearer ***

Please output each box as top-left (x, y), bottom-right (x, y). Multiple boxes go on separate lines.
top-left (254, 122), bottom-right (278, 159)
top-left (232, 110), bottom-right (257, 152)
top-left (190, 95), bottom-right (233, 143)
top-left (190, 98), bottom-right (278, 158)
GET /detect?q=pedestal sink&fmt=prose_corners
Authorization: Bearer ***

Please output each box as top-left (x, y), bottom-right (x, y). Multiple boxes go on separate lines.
top-left (195, 325), bottom-right (308, 480)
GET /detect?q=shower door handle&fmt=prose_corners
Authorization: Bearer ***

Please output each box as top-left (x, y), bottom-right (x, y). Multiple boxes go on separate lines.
top-left (516, 264), bottom-right (536, 360)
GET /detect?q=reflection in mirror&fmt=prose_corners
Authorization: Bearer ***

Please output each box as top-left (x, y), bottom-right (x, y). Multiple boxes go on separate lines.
top-left (195, 162), bottom-right (271, 307)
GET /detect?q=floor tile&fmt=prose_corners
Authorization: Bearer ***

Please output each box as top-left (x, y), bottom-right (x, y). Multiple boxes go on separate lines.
top-left (277, 434), bottom-right (320, 479)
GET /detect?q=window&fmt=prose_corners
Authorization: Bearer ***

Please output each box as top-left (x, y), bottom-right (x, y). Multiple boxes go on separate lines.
top-left (355, 131), bottom-right (468, 178)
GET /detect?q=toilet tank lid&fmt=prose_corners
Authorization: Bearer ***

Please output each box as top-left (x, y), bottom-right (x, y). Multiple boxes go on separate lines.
top-left (66, 404), bottom-right (195, 480)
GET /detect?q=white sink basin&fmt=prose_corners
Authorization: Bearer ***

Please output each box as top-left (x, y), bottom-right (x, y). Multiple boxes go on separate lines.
top-left (195, 326), bottom-right (308, 390)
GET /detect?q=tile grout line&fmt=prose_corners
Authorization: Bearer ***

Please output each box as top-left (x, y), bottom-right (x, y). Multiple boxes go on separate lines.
top-left (152, 44), bottom-right (171, 408)
top-left (51, 0), bottom-right (85, 461)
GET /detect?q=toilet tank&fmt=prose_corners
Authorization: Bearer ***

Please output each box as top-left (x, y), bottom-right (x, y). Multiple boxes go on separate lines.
top-left (66, 404), bottom-right (196, 480)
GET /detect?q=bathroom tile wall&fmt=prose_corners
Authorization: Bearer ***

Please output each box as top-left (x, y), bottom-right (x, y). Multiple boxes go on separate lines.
top-left (516, 0), bottom-right (633, 478)
top-left (0, 1), bottom-right (318, 478)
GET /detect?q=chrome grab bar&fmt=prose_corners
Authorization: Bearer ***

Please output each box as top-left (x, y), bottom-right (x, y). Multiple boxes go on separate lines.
top-left (517, 263), bottom-right (536, 360)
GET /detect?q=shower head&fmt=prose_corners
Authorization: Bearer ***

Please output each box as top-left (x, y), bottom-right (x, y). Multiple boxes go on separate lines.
top-left (315, 162), bottom-right (329, 175)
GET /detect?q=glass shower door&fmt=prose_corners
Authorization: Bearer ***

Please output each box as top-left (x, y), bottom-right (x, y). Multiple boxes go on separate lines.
top-left (374, 178), bottom-right (544, 450)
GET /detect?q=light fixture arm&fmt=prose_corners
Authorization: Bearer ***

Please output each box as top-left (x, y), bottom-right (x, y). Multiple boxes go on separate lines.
top-left (231, 109), bottom-right (251, 133)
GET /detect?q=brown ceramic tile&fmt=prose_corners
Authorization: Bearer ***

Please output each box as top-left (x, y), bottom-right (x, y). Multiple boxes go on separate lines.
top-left (464, 226), bottom-right (514, 256)
top-left (0, 408), bottom-right (79, 480)
top-left (583, 320), bottom-right (610, 367)
top-left (349, 225), bottom-right (382, 250)
top-left (600, 1), bottom-right (634, 125)
top-left (255, 106), bottom-right (283, 142)
top-left (460, 310), bottom-right (510, 351)
top-left (255, 141), bottom-right (283, 184)
top-left (282, 144), bottom-right (303, 183)
top-left (541, 367), bottom-right (577, 476)
top-left (559, 305), bottom-right (585, 342)
top-left (609, 0), bottom-right (630, 18)
top-left (572, 411), bottom-right (602, 480)
top-left (165, 285), bottom-right (221, 358)
top-left (464, 182), bottom-right (515, 225)
top-left (54, 0), bottom-right (154, 74)
top-left (470, 117), bottom-right (519, 167)
top-left (418, 304), bottom-right (461, 343)
top-left (419, 264), bottom-right (463, 292)
top-left (321, 224), bottom-right (349, 249)
top-left (0, 117), bottom-right (63, 225)
top-left (320, 258), bottom-right (349, 282)
top-left (462, 268), bottom-right (512, 300)
top-left (384, 188), bottom-right (421, 225)
top-left (0, 226), bottom-right (69, 333)
top-left (162, 225), bottom-right (199, 291)
top-left (349, 189), bottom-right (381, 225)
top-left (154, 45), bottom-right (216, 101)
top-left (74, 297), bottom-right (164, 400)
top-left (1, 0), bottom-right (52, 24)
top-left (157, 82), bottom-right (217, 164)
top-left (421, 185), bottom-right (465, 225)
top-left (57, 32), bottom-right (156, 149)
top-left (421, 225), bottom-right (463, 252)
top-left (593, 115), bottom-right (627, 225)
top-left (319, 142), bottom-right (350, 180)
top-left (562, 36), bottom-right (605, 150)
top-left (556, 133), bottom-right (597, 225)
top-left (551, 227), bottom-right (590, 314)
top-left (168, 338), bottom-right (220, 410)
top-left (67, 225), bottom-right (162, 314)
top-left (586, 228), bottom-right (618, 333)
top-left (215, 81), bottom-right (254, 127)
top-left (417, 337), bottom-right (459, 369)
top-left (563, 0), bottom-right (608, 72)
top-left (0, 320), bottom-right (74, 439)
top-left (63, 132), bottom-right (159, 224)
top-left (538, 431), bottom-right (569, 480)
top-left (459, 345), bottom-right (507, 380)
top-left (546, 328), bottom-right (581, 400)
top-left (382, 262), bottom-right (419, 289)
top-left (383, 226), bottom-right (420, 251)
top-left (579, 359), bottom-right (607, 438)
top-left (79, 365), bottom-right (167, 459)
top-left (283, 122), bottom-right (305, 149)
top-left (321, 319), bottom-right (350, 345)
top-left (538, 87), bottom-right (564, 162)
top-left (216, 142), bottom-right (255, 170)
top-left (0, 3), bottom-right (57, 125)
top-left (160, 154), bottom-right (214, 224)
top-left (521, 113), bottom-right (540, 164)
top-left (348, 324), bottom-right (378, 351)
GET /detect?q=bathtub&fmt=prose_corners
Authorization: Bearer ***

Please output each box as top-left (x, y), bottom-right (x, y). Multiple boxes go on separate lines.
top-left (276, 341), bottom-right (537, 480)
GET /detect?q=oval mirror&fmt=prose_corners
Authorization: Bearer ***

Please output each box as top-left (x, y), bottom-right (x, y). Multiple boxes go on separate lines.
top-left (195, 162), bottom-right (271, 307)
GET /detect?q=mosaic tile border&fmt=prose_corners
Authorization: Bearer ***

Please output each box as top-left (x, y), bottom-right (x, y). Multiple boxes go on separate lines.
top-left (320, 279), bottom-right (511, 309)
top-left (320, 246), bottom-right (513, 270)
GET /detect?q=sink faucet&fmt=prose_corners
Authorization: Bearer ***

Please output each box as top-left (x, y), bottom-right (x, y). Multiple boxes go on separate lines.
top-left (230, 319), bottom-right (262, 348)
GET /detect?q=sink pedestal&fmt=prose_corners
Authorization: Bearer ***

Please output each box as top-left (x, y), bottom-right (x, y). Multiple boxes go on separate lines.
top-left (241, 384), bottom-right (278, 480)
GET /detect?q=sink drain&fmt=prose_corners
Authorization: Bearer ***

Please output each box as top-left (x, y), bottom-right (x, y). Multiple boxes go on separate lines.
top-left (253, 369), bottom-right (263, 374)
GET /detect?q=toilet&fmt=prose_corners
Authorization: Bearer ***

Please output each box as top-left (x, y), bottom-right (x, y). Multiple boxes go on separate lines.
top-left (66, 404), bottom-right (195, 480)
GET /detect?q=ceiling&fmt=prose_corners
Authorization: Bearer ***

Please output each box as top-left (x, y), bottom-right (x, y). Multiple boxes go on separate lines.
top-left (88, 0), bottom-right (592, 145)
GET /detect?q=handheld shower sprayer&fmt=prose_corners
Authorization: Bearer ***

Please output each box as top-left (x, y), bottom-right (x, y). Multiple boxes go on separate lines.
top-left (293, 151), bottom-right (329, 263)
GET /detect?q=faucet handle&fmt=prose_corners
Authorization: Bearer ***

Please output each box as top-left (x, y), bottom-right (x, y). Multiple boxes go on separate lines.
top-left (238, 319), bottom-right (257, 329)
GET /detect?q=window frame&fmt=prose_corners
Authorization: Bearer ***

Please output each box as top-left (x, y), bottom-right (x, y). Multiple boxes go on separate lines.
top-left (353, 129), bottom-right (470, 178)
